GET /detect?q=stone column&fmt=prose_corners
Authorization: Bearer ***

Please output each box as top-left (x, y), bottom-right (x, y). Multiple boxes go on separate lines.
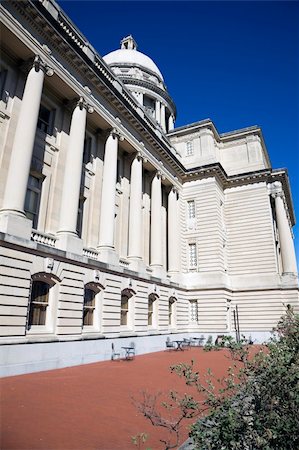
top-left (0, 56), bottom-right (53, 239)
top-left (168, 115), bottom-right (174, 131)
top-left (56, 97), bottom-right (93, 254)
top-left (98, 129), bottom-right (123, 264)
top-left (168, 187), bottom-right (180, 275)
top-left (128, 152), bottom-right (144, 271)
top-left (271, 182), bottom-right (297, 274)
top-left (160, 104), bottom-right (166, 132)
top-left (150, 172), bottom-right (164, 275)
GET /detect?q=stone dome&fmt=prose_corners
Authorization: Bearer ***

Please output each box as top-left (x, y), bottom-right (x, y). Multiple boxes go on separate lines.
top-left (103, 35), bottom-right (176, 132)
top-left (103, 35), bottom-right (164, 81)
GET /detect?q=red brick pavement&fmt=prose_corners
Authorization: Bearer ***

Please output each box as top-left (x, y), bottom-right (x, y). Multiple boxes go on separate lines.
top-left (1, 348), bottom-right (233, 450)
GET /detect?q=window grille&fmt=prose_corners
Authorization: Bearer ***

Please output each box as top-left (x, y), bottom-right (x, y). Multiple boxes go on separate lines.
top-left (190, 300), bottom-right (198, 323)
top-left (187, 200), bottom-right (196, 219)
top-left (186, 141), bottom-right (193, 156)
top-left (189, 243), bottom-right (197, 268)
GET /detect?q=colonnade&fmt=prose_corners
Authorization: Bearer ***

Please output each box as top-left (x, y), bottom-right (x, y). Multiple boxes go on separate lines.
top-left (0, 55), bottom-right (180, 276)
top-left (269, 182), bottom-right (298, 274)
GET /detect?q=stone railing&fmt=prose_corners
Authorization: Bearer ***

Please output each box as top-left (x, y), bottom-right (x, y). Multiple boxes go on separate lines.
top-left (83, 248), bottom-right (98, 260)
top-left (31, 230), bottom-right (56, 247)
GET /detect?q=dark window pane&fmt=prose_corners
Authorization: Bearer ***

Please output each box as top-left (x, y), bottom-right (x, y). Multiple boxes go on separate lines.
top-left (37, 105), bottom-right (51, 134)
top-left (83, 288), bottom-right (96, 326)
top-left (28, 281), bottom-right (50, 327)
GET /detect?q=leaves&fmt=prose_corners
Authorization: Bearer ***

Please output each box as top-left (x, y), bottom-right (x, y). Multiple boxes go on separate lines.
top-left (133, 308), bottom-right (299, 450)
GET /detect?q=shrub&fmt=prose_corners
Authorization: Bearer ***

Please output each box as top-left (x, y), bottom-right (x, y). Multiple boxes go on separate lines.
top-left (135, 307), bottom-right (299, 450)
top-left (190, 307), bottom-right (299, 450)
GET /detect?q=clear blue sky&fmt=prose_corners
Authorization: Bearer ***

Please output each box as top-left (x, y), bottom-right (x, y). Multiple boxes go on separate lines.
top-left (60, 1), bottom-right (299, 262)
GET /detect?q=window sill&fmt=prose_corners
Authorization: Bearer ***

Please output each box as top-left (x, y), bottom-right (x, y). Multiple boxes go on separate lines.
top-left (26, 326), bottom-right (54, 335)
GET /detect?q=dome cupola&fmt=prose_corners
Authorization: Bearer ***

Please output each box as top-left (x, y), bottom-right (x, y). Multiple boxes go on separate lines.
top-left (103, 36), bottom-right (176, 133)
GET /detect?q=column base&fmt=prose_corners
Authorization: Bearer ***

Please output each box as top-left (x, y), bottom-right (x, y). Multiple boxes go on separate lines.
top-left (97, 246), bottom-right (119, 266)
top-left (56, 232), bottom-right (83, 255)
top-left (281, 272), bottom-right (298, 287)
top-left (128, 257), bottom-right (147, 274)
top-left (167, 271), bottom-right (181, 283)
top-left (0, 211), bottom-right (32, 241)
top-left (150, 265), bottom-right (166, 279)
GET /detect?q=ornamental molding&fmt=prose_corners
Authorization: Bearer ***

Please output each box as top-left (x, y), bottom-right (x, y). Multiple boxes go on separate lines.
top-left (268, 181), bottom-right (284, 199)
top-left (67, 97), bottom-right (93, 113)
top-left (77, 96), bottom-right (94, 113)
top-left (22, 55), bottom-right (54, 76)
top-left (121, 77), bottom-right (176, 115)
top-left (267, 181), bottom-right (293, 229)
top-left (108, 128), bottom-right (124, 141)
top-left (4, 1), bottom-right (186, 179)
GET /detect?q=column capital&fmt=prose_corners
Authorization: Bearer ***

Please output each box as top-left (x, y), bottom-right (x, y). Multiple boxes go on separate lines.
top-left (135, 151), bottom-right (147, 163)
top-left (155, 170), bottom-right (165, 181)
top-left (77, 96), bottom-right (94, 113)
top-left (22, 55), bottom-right (54, 77)
top-left (108, 128), bottom-right (124, 141)
top-left (170, 185), bottom-right (178, 195)
top-left (67, 97), bottom-right (93, 114)
top-left (268, 181), bottom-right (283, 199)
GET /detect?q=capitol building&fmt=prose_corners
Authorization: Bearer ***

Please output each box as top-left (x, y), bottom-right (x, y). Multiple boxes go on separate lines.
top-left (0, 0), bottom-right (298, 376)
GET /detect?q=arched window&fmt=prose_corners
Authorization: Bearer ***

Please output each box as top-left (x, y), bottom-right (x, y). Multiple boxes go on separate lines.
top-left (28, 280), bottom-right (50, 327)
top-left (82, 282), bottom-right (103, 329)
top-left (121, 293), bottom-right (130, 326)
top-left (169, 297), bottom-right (176, 326)
top-left (83, 288), bottom-right (96, 326)
top-left (27, 273), bottom-right (59, 331)
top-left (148, 293), bottom-right (158, 327)
top-left (121, 288), bottom-right (134, 327)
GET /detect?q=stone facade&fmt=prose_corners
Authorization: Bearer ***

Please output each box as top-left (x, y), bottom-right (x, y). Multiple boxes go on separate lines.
top-left (0, 0), bottom-right (298, 376)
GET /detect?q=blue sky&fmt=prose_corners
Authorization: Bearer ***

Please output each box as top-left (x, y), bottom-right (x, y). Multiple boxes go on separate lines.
top-left (60, 1), bottom-right (299, 262)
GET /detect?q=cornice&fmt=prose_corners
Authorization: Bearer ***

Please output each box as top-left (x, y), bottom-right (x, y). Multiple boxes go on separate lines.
top-left (3, 0), bottom-right (185, 177)
top-left (119, 77), bottom-right (176, 116)
top-left (183, 165), bottom-right (295, 226)
top-left (1, 1), bottom-right (294, 224)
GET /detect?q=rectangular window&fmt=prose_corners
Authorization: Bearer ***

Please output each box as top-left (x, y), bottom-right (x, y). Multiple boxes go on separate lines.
top-left (28, 281), bottom-right (50, 327)
top-left (187, 200), bottom-right (196, 219)
top-left (190, 300), bottom-right (198, 323)
top-left (83, 137), bottom-right (92, 165)
top-left (169, 298), bottom-right (175, 326)
top-left (0, 69), bottom-right (8, 101)
top-left (76, 196), bottom-right (85, 238)
top-left (83, 288), bottom-right (96, 326)
top-left (189, 243), bottom-right (197, 268)
top-left (143, 95), bottom-right (155, 117)
top-left (24, 174), bottom-right (42, 229)
top-left (37, 104), bottom-right (52, 134)
top-left (186, 141), bottom-right (193, 156)
top-left (148, 298), bottom-right (153, 326)
top-left (121, 295), bottom-right (129, 326)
